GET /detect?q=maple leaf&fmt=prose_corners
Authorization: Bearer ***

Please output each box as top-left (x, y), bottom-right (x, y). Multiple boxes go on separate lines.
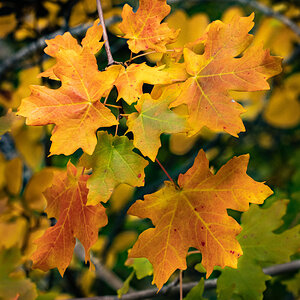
top-left (217, 200), bottom-right (300, 300)
top-left (126, 87), bottom-right (187, 161)
top-left (31, 162), bottom-right (107, 276)
top-left (80, 131), bottom-right (149, 205)
top-left (118, 0), bottom-right (179, 53)
top-left (170, 14), bottom-right (282, 137)
top-left (17, 46), bottom-right (121, 156)
top-left (114, 63), bottom-right (176, 105)
top-left (128, 150), bottom-right (273, 289)
top-left (39, 20), bottom-right (103, 80)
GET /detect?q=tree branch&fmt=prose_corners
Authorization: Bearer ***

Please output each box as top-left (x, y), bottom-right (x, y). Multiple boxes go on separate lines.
top-left (0, 16), bottom-right (121, 80)
top-left (96, 0), bottom-right (115, 66)
top-left (74, 243), bottom-right (134, 292)
top-left (167, 0), bottom-right (300, 37)
top-left (232, 0), bottom-right (300, 37)
top-left (69, 260), bottom-right (300, 300)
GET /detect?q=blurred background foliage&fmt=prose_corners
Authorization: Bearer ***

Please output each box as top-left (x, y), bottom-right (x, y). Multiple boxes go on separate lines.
top-left (0, 0), bottom-right (299, 299)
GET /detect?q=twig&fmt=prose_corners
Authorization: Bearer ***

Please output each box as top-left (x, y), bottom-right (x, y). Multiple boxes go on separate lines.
top-left (0, 16), bottom-right (121, 80)
top-left (69, 260), bottom-right (300, 300)
top-left (74, 243), bottom-right (132, 292)
top-left (167, 0), bottom-right (300, 37)
top-left (233, 0), bottom-right (300, 37)
top-left (96, 0), bottom-right (115, 66)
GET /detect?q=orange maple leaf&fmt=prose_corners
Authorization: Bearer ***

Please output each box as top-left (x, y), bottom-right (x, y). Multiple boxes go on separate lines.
top-left (17, 25), bottom-right (121, 156)
top-left (128, 150), bottom-right (273, 289)
top-left (114, 63), bottom-right (176, 105)
top-left (39, 20), bottom-right (103, 80)
top-left (31, 162), bottom-right (107, 276)
top-left (118, 0), bottom-right (179, 53)
top-left (170, 14), bottom-right (282, 137)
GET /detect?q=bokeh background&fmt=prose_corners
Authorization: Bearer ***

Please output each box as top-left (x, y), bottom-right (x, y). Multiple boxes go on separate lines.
top-left (0, 0), bottom-right (299, 299)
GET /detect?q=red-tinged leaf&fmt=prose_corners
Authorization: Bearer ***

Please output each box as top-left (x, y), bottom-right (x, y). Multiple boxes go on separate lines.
top-left (31, 162), bottom-right (108, 275)
top-left (118, 0), bottom-right (179, 53)
top-left (170, 14), bottom-right (282, 137)
top-left (128, 150), bottom-right (273, 289)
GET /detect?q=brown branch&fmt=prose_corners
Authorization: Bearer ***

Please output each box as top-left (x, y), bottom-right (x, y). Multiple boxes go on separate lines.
top-left (74, 243), bottom-right (134, 292)
top-left (232, 0), bottom-right (300, 37)
top-left (167, 0), bottom-right (300, 37)
top-left (69, 260), bottom-right (300, 300)
top-left (0, 16), bottom-right (121, 80)
top-left (96, 0), bottom-right (115, 66)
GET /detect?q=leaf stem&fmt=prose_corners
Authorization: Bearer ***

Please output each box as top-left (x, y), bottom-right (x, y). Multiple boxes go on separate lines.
top-left (188, 250), bottom-right (201, 255)
top-left (155, 158), bottom-right (176, 185)
top-left (115, 108), bottom-right (119, 136)
top-left (179, 270), bottom-right (183, 300)
top-left (96, 0), bottom-right (115, 66)
top-left (104, 104), bottom-right (122, 109)
top-left (125, 49), bottom-right (176, 63)
top-left (81, 167), bottom-right (86, 176)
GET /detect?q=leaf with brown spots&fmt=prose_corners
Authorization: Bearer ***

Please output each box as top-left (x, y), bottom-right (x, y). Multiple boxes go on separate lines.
top-left (128, 149), bottom-right (273, 289)
top-left (31, 162), bottom-right (107, 276)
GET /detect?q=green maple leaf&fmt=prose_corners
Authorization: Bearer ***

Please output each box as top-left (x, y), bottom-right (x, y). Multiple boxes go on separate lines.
top-left (126, 87), bottom-right (187, 161)
top-left (80, 131), bottom-right (149, 205)
top-left (217, 200), bottom-right (300, 300)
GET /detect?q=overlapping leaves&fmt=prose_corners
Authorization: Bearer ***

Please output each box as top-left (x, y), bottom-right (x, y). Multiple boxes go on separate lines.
top-left (12, 0), bottom-right (285, 291)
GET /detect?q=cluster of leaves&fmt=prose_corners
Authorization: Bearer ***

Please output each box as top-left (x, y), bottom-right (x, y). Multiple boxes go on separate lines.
top-left (0, 0), bottom-right (299, 299)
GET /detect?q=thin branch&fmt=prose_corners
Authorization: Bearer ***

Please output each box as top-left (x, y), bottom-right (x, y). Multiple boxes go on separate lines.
top-left (0, 16), bottom-right (121, 80)
top-left (74, 243), bottom-right (133, 292)
top-left (70, 260), bottom-right (300, 300)
top-left (233, 0), bottom-right (300, 37)
top-left (96, 0), bottom-right (115, 66)
top-left (167, 0), bottom-right (300, 37)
